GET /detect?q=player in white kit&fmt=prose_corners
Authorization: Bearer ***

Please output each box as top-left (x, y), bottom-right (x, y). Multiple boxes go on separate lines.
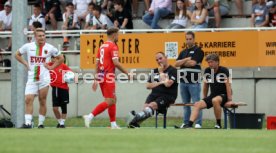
top-left (15, 28), bottom-right (64, 128)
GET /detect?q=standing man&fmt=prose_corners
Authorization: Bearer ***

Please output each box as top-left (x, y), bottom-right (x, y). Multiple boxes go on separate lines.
top-left (15, 28), bottom-right (64, 128)
top-left (83, 27), bottom-right (130, 129)
top-left (185, 53), bottom-right (233, 129)
top-left (127, 52), bottom-right (178, 128)
top-left (175, 31), bottom-right (204, 128)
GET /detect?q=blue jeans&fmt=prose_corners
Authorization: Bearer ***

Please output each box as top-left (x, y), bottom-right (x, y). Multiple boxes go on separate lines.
top-left (142, 8), bottom-right (170, 29)
top-left (180, 83), bottom-right (203, 125)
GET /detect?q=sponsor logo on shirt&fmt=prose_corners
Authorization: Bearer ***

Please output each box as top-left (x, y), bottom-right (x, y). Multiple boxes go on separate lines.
top-left (30, 56), bottom-right (46, 64)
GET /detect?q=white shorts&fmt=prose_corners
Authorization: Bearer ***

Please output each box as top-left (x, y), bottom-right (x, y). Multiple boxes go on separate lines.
top-left (25, 80), bottom-right (50, 95)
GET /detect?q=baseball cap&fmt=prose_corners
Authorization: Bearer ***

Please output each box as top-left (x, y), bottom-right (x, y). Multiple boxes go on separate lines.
top-left (4, 1), bottom-right (12, 7)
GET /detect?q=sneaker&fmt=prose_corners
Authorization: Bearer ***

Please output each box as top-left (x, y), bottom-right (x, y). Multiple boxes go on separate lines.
top-left (59, 125), bottom-right (65, 128)
top-left (83, 115), bottom-right (91, 128)
top-left (195, 124), bottom-right (202, 129)
top-left (214, 125), bottom-right (221, 129)
top-left (38, 125), bottom-right (44, 129)
top-left (21, 124), bottom-right (32, 129)
top-left (56, 123), bottom-right (60, 128)
top-left (179, 123), bottom-right (186, 128)
top-left (126, 110), bottom-right (136, 126)
top-left (111, 125), bottom-right (122, 129)
top-left (128, 122), bottom-right (140, 128)
top-left (63, 42), bottom-right (70, 48)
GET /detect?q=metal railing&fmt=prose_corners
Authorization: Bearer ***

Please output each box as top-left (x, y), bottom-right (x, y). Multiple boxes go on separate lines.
top-left (1, 27), bottom-right (276, 71)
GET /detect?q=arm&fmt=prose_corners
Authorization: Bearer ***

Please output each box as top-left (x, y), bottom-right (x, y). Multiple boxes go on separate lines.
top-left (225, 78), bottom-right (232, 101)
top-left (112, 58), bottom-right (128, 75)
top-left (44, 54), bottom-right (64, 70)
top-left (175, 57), bottom-right (191, 67)
top-left (146, 81), bottom-right (164, 89)
top-left (121, 18), bottom-right (129, 29)
top-left (191, 9), bottom-right (208, 24)
top-left (251, 13), bottom-right (255, 27)
top-left (14, 51), bottom-right (29, 70)
top-left (258, 15), bottom-right (269, 27)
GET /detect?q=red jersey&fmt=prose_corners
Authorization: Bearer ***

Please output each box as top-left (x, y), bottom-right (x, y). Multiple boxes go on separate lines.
top-left (49, 62), bottom-right (72, 90)
top-left (96, 41), bottom-right (119, 82)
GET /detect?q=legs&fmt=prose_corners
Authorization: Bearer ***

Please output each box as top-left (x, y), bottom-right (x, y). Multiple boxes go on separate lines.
top-left (24, 94), bottom-right (35, 125)
top-left (38, 86), bottom-right (49, 127)
top-left (142, 8), bottom-right (170, 29)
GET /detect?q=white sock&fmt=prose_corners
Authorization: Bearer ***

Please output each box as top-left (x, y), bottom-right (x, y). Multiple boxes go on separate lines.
top-left (87, 113), bottom-right (94, 120)
top-left (25, 114), bottom-right (32, 125)
top-left (60, 119), bottom-right (65, 125)
top-left (58, 119), bottom-right (61, 124)
top-left (111, 121), bottom-right (117, 127)
top-left (38, 115), bottom-right (45, 126)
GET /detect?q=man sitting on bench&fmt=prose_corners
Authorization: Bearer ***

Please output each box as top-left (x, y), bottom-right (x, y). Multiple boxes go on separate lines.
top-left (184, 53), bottom-right (236, 129)
top-left (127, 52), bottom-right (178, 128)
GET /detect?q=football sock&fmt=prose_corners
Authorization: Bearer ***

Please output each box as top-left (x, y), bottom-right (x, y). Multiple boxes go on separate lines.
top-left (131, 107), bottom-right (154, 124)
top-left (216, 119), bottom-right (221, 127)
top-left (92, 101), bottom-right (109, 117)
top-left (108, 104), bottom-right (116, 122)
top-left (38, 114), bottom-right (45, 126)
top-left (25, 114), bottom-right (32, 125)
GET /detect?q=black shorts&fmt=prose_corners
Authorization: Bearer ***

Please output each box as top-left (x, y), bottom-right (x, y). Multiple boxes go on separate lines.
top-left (202, 94), bottom-right (227, 109)
top-left (52, 87), bottom-right (69, 107)
top-left (145, 94), bottom-right (176, 114)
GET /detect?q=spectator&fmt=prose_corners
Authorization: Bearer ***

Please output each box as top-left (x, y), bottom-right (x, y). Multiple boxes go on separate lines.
top-left (73, 0), bottom-right (92, 22)
top-left (142, 0), bottom-right (172, 29)
top-left (44, 0), bottom-right (62, 30)
top-left (251, 0), bottom-right (269, 27)
top-left (235, 0), bottom-right (244, 16)
top-left (184, 53), bottom-right (234, 129)
top-left (29, 21), bottom-right (42, 42)
top-left (84, 2), bottom-right (95, 29)
top-left (127, 52), bottom-right (178, 128)
top-left (205, 0), bottom-right (230, 28)
top-left (29, 3), bottom-right (46, 30)
top-left (132, 0), bottom-right (151, 18)
top-left (186, 0), bottom-right (196, 19)
top-left (175, 31), bottom-right (204, 129)
top-left (0, 1), bottom-right (12, 51)
top-left (92, 5), bottom-right (114, 29)
top-left (191, 0), bottom-right (208, 28)
top-left (167, 0), bottom-right (188, 29)
top-left (93, 0), bottom-right (108, 10)
top-left (62, 2), bottom-right (80, 47)
top-left (113, 0), bottom-right (133, 29)
top-left (269, 3), bottom-right (276, 26)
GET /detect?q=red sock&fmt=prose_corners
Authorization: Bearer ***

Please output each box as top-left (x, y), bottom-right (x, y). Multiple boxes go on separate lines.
top-left (92, 102), bottom-right (109, 117)
top-left (108, 104), bottom-right (116, 122)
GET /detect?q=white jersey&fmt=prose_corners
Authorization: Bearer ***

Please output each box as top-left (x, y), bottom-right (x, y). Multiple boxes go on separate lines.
top-left (19, 42), bottom-right (61, 83)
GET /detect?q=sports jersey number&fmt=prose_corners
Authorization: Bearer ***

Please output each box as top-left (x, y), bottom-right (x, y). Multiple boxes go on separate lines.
top-left (100, 48), bottom-right (104, 64)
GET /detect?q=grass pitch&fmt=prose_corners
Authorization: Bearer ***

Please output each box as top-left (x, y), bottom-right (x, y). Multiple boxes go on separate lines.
top-left (0, 127), bottom-right (275, 153)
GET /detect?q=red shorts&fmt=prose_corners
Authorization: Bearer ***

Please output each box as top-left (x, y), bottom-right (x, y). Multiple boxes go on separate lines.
top-left (99, 82), bottom-right (116, 98)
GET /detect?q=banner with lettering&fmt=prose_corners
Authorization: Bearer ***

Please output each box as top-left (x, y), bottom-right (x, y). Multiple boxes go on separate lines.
top-left (80, 31), bottom-right (273, 69)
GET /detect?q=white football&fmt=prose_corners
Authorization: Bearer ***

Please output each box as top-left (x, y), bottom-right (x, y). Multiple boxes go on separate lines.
top-left (63, 71), bottom-right (75, 84)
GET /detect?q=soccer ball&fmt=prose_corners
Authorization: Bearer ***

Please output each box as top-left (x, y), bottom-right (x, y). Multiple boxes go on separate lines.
top-left (63, 71), bottom-right (75, 84)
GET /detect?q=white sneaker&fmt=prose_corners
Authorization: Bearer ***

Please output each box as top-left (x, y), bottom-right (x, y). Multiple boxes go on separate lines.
top-left (111, 125), bottom-right (122, 130)
top-left (83, 115), bottom-right (91, 128)
top-left (214, 124), bottom-right (221, 129)
top-left (195, 124), bottom-right (202, 129)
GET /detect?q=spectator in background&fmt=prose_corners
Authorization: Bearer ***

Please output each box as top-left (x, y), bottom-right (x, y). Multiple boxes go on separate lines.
top-left (142, 0), bottom-right (172, 29)
top-left (0, 1), bottom-right (12, 51)
top-left (62, 2), bottom-right (80, 47)
top-left (235, 0), bottom-right (244, 16)
top-left (84, 2), bottom-right (95, 29)
top-left (28, 21), bottom-right (42, 42)
top-left (269, 3), bottom-right (276, 26)
top-left (186, 0), bottom-right (196, 19)
top-left (205, 0), bottom-right (230, 28)
top-left (167, 0), bottom-right (188, 29)
top-left (29, 3), bottom-right (46, 30)
top-left (113, 0), bottom-right (133, 29)
top-left (92, 5), bottom-right (114, 29)
top-left (132, 0), bottom-right (151, 18)
top-left (93, 0), bottom-right (108, 10)
top-left (251, 0), bottom-right (269, 27)
top-left (44, 0), bottom-right (62, 30)
top-left (73, 0), bottom-right (91, 22)
top-left (191, 0), bottom-right (208, 28)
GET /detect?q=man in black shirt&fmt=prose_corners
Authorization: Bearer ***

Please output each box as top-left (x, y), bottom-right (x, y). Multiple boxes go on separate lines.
top-left (113, 0), bottom-right (133, 29)
top-left (127, 52), bottom-right (178, 128)
top-left (186, 53), bottom-right (235, 129)
top-left (175, 31), bottom-right (204, 128)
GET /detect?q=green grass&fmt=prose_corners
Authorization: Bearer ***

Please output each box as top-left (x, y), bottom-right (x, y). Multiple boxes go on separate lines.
top-left (0, 128), bottom-right (275, 153)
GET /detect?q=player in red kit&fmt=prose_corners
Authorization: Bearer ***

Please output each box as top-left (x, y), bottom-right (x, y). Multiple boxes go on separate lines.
top-left (83, 27), bottom-right (130, 129)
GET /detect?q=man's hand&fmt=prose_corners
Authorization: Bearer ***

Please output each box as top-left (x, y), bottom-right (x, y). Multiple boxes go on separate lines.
top-left (92, 80), bottom-right (98, 92)
top-left (43, 63), bottom-right (53, 70)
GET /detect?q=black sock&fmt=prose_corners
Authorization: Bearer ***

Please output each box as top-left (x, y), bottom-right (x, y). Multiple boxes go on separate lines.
top-left (188, 121), bottom-right (194, 127)
top-left (216, 119), bottom-right (221, 127)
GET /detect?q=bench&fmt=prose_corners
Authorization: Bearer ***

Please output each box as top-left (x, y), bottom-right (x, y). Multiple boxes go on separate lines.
top-left (155, 102), bottom-right (247, 129)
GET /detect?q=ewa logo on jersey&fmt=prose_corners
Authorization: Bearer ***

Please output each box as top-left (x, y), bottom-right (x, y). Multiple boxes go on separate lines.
top-left (30, 56), bottom-right (46, 64)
